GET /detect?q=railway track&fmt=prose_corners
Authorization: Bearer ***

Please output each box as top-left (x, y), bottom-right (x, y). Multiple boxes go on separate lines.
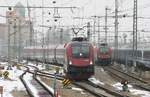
top-left (17, 60), bottom-right (139, 97)
top-left (72, 81), bottom-right (130, 97)
top-left (23, 64), bottom-right (129, 97)
top-left (104, 66), bottom-right (150, 91)
top-left (37, 73), bottom-right (129, 97)
top-left (20, 65), bottom-right (53, 97)
top-left (0, 59), bottom-right (136, 97)
top-left (87, 81), bottom-right (130, 97)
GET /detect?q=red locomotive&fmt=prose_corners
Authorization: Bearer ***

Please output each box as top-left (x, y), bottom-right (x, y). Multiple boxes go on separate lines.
top-left (64, 37), bottom-right (94, 79)
top-left (23, 37), bottom-right (94, 80)
top-left (95, 43), bottom-right (111, 65)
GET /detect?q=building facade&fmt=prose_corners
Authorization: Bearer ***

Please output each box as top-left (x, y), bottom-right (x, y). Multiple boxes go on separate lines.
top-left (0, 2), bottom-right (31, 57)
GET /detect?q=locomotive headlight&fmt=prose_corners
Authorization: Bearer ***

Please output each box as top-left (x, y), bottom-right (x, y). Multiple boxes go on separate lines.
top-left (90, 60), bottom-right (93, 65)
top-left (69, 60), bottom-right (72, 65)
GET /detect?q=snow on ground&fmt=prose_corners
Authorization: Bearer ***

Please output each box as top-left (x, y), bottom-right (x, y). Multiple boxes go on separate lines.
top-left (28, 62), bottom-right (45, 70)
top-left (72, 87), bottom-right (83, 91)
top-left (58, 68), bottom-right (65, 76)
top-left (2, 66), bottom-right (24, 80)
top-left (88, 77), bottom-right (105, 85)
top-left (37, 64), bottom-right (45, 70)
top-left (23, 72), bottom-right (39, 97)
top-left (113, 82), bottom-right (150, 97)
top-left (72, 87), bottom-right (86, 94)
top-left (37, 77), bottom-right (54, 93)
top-left (100, 68), bottom-right (104, 72)
top-left (43, 68), bottom-right (63, 75)
top-left (23, 73), bottom-right (61, 97)
top-left (20, 60), bottom-right (27, 64)
top-left (37, 77), bottom-right (61, 97)
top-left (0, 62), bottom-right (8, 65)
top-left (113, 82), bottom-right (132, 90)
top-left (0, 66), bottom-right (25, 97)
top-left (45, 69), bottom-right (56, 74)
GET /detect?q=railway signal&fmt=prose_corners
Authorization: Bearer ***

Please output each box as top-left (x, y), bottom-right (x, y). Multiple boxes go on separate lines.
top-left (121, 80), bottom-right (129, 92)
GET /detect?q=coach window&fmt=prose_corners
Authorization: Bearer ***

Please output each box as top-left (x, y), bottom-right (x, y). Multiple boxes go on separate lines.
top-left (100, 47), bottom-right (109, 54)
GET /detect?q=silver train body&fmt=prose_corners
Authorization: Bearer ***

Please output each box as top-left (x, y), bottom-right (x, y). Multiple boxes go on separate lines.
top-left (111, 48), bottom-right (150, 71)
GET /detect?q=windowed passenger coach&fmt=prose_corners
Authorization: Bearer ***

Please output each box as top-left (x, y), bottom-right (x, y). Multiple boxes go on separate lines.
top-left (23, 37), bottom-right (94, 80)
top-left (64, 38), bottom-right (95, 79)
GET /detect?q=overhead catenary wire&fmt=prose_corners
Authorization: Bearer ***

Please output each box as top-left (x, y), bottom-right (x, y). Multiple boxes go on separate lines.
top-left (118, 1), bottom-right (150, 14)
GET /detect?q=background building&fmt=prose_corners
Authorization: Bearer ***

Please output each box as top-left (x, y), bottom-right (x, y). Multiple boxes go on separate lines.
top-left (0, 2), bottom-right (31, 57)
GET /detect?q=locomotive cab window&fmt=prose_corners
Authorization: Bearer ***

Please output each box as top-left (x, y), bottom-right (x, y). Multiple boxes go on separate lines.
top-left (100, 47), bottom-right (109, 54)
top-left (71, 42), bottom-right (90, 58)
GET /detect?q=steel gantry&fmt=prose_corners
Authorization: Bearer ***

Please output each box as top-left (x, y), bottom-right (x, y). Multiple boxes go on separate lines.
top-left (114, 0), bottom-right (119, 61)
top-left (133, 0), bottom-right (138, 63)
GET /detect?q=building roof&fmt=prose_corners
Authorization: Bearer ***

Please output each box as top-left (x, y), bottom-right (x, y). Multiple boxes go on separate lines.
top-left (15, 2), bottom-right (24, 7)
top-left (14, 2), bottom-right (25, 17)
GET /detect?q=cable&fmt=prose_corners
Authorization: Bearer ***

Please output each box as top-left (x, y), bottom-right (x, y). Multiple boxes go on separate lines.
top-left (60, 0), bottom-right (75, 6)
top-left (4, 0), bottom-right (15, 6)
top-left (119, 1), bottom-right (150, 13)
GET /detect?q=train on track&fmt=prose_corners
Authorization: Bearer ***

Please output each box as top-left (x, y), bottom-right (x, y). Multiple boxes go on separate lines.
top-left (95, 43), bottom-right (111, 65)
top-left (111, 47), bottom-right (150, 71)
top-left (23, 37), bottom-right (95, 80)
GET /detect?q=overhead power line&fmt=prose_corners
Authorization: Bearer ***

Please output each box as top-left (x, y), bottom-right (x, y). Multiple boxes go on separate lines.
top-left (119, 2), bottom-right (150, 13)
top-left (0, 5), bottom-right (77, 9)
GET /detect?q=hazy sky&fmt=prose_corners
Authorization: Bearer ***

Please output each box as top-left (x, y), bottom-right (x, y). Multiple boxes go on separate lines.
top-left (0, 0), bottom-right (150, 42)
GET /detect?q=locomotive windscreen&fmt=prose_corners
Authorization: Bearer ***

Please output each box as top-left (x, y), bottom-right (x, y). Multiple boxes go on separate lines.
top-left (100, 47), bottom-right (109, 54)
top-left (71, 42), bottom-right (90, 58)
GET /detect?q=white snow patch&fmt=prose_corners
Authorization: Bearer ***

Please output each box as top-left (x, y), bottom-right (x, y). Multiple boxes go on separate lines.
top-left (0, 62), bottom-right (8, 65)
top-left (100, 68), bottom-right (104, 72)
top-left (43, 67), bottom-right (63, 74)
top-left (88, 77), bottom-right (104, 85)
top-left (26, 66), bottom-right (35, 71)
top-left (81, 91), bottom-right (86, 94)
top-left (0, 66), bottom-right (25, 97)
top-left (23, 73), bottom-right (39, 97)
top-left (37, 64), bottom-right (45, 70)
top-left (59, 68), bottom-right (65, 76)
top-left (23, 72), bottom-right (33, 80)
top-left (28, 62), bottom-right (34, 66)
top-left (28, 62), bottom-right (45, 70)
top-left (130, 89), bottom-right (150, 97)
top-left (2, 66), bottom-right (24, 80)
top-left (21, 60), bottom-right (27, 64)
top-left (72, 87), bottom-right (86, 95)
top-left (72, 87), bottom-right (83, 91)
top-left (37, 77), bottom-right (61, 97)
top-left (113, 82), bottom-right (123, 90)
top-left (46, 69), bottom-right (56, 74)
top-left (113, 82), bottom-right (150, 97)
top-left (113, 82), bottom-right (132, 90)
